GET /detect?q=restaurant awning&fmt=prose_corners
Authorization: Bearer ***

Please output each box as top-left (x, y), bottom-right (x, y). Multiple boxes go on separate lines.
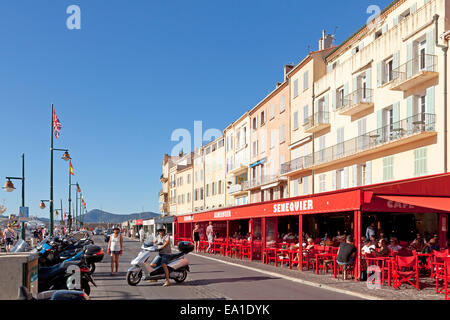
top-left (378, 195), bottom-right (450, 212)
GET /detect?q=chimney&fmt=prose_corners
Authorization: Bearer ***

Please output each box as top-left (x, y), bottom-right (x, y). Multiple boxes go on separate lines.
top-left (319, 30), bottom-right (334, 50)
top-left (283, 64), bottom-right (294, 80)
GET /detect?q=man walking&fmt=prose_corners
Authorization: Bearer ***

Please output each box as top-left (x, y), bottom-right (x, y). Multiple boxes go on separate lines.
top-left (206, 221), bottom-right (214, 253)
top-left (139, 227), bottom-right (145, 243)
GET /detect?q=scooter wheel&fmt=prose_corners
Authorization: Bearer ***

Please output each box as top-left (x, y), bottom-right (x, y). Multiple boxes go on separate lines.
top-left (126, 270), bottom-right (142, 286)
top-left (174, 270), bottom-right (187, 283)
top-left (81, 278), bottom-right (91, 296)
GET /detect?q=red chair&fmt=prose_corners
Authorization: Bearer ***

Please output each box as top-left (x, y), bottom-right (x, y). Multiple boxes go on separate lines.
top-left (436, 257), bottom-right (450, 300)
top-left (302, 248), bottom-right (315, 271)
top-left (431, 250), bottom-right (450, 278)
top-left (265, 248), bottom-right (277, 266)
top-left (241, 243), bottom-right (251, 260)
top-left (392, 256), bottom-right (420, 290)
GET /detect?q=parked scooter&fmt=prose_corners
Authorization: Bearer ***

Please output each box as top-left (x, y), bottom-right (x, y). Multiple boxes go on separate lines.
top-left (18, 286), bottom-right (90, 301)
top-left (126, 241), bottom-right (193, 286)
top-left (38, 256), bottom-right (97, 295)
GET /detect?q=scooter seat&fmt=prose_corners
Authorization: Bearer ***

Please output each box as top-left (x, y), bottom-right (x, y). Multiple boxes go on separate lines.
top-left (167, 252), bottom-right (185, 263)
top-left (38, 264), bottom-right (66, 281)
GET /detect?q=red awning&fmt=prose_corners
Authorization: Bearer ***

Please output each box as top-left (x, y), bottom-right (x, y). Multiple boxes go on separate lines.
top-left (378, 195), bottom-right (450, 212)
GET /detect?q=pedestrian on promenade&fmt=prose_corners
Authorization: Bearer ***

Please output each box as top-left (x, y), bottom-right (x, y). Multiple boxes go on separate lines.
top-left (3, 225), bottom-right (16, 252)
top-left (192, 224), bottom-right (200, 253)
top-left (154, 225), bottom-right (172, 287)
top-left (139, 227), bottom-right (145, 243)
top-left (206, 222), bottom-right (214, 253)
top-left (107, 227), bottom-right (123, 276)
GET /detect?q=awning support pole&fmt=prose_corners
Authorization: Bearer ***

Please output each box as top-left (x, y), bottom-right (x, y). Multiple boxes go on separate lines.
top-left (299, 214), bottom-right (303, 271)
top-left (354, 210), bottom-right (362, 281)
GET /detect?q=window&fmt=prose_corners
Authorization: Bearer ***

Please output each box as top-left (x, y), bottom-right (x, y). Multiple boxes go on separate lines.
top-left (280, 96), bottom-right (285, 113)
top-left (280, 125), bottom-right (285, 143)
top-left (384, 57), bottom-right (394, 84)
top-left (337, 87), bottom-right (345, 109)
top-left (293, 79), bottom-right (299, 98)
top-left (187, 174), bottom-right (191, 184)
top-left (336, 169), bottom-right (344, 189)
top-left (303, 105), bottom-right (309, 124)
top-left (303, 176), bottom-right (309, 195)
top-left (303, 71), bottom-right (309, 90)
top-left (182, 194), bottom-right (185, 204)
top-left (200, 188), bottom-right (204, 200)
top-left (252, 141), bottom-right (258, 157)
top-left (206, 184), bottom-right (209, 197)
top-left (293, 179), bottom-right (299, 197)
top-left (319, 174), bottom-right (326, 192)
top-left (337, 127), bottom-right (344, 157)
top-left (242, 126), bottom-right (247, 145)
top-left (383, 156), bottom-right (394, 181)
top-left (293, 111), bottom-right (299, 130)
top-left (200, 170), bottom-right (203, 181)
top-left (212, 182), bottom-right (215, 195)
top-left (270, 130), bottom-right (275, 149)
top-left (398, 9), bottom-right (411, 23)
top-left (270, 104), bottom-right (275, 119)
top-left (260, 111), bottom-right (265, 126)
top-left (375, 29), bottom-right (383, 39)
top-left (211, 143), bottom-right (217, 152)
top-left (218, 181), bottom-right (222, 194)
top-left (253, 117), bottom-right (258, 130)
top-left (187, 193), bottom-right (191, 202)
top-left (280, 154), bottom-right (285, 167)
top-left (260, 132), bottom-right (266, 153)
top-left (383, 106), bottom-right (394, 139)
top-left (414, 148), bottom-right (427, 176)
top-left (218, 139), bottom-right (224, 148)
top-left (357, 163), bottom-right (367, 186)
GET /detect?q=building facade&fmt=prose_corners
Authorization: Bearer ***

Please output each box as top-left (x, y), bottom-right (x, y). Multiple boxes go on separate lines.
top-left (160, 0), bottom-right (450, 220)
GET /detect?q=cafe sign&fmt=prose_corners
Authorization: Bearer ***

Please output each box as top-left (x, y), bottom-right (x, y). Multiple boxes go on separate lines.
top-left (273, 199), bottom-right (314, 214)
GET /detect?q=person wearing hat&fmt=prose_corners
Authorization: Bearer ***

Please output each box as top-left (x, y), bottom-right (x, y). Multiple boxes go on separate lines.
top-left (107, 227), bottom-right (123, 276)
top-left (154, 224), bottom-right (172, 287)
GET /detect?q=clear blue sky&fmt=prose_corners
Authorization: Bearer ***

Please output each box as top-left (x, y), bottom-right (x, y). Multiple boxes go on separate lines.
top-left (0, 0), bottom-right (392, 218)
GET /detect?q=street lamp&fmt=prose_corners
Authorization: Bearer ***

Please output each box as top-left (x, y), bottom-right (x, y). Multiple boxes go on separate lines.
top-left (3, 154), bottom-right (26, 239)
top-left (50, 145), bottom-right (71, 237)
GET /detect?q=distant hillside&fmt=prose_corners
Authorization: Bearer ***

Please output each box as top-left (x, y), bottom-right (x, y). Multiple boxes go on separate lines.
top-left (80, 209), bottom-right (160, 223)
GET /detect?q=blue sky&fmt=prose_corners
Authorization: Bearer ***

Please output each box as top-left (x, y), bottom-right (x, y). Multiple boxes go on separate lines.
top-left (0, 0), bottom-right (392, 218)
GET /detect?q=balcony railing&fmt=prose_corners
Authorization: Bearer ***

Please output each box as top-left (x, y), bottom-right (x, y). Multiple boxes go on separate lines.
top-left (282, 113), bottom-right (435, 174)
top-left (227, 183), bottom-right (245, 195)
top-left (304, 112), bottom-right (330, 132)
top-left (391, 54), bottom-right (438, 91)
top-left (337, 88), bottom-right (374, 114)
top-left (243, 175), bottom-right (280, 190)
top-left (314, 113), bottom-right (435, 165)
top-left (280, 155), bottom-right (313, 175)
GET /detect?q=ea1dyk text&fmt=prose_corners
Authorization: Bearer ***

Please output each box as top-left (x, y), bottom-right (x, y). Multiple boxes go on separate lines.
top-left (179, 304), bottom-right (271, 317)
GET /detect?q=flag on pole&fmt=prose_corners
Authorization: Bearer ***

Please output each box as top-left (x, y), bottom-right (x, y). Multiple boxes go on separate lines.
top-left (70, 161), bottom-right (74, 176)
top-left (52, 107), bottom-right (62, 138)
top-left (76, 183), bottom-right (81, 193)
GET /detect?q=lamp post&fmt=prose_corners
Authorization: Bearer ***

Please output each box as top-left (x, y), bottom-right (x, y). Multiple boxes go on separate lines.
top-left (50, 145), bottom-right (71, 236)
top-left (3, 154), bottom-right (26, 240)
top-left (70, 182), bottom-right (79, 233)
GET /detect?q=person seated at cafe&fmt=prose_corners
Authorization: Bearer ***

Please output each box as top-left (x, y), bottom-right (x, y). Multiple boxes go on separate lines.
top-left (305, 238), bottom-right (315, 251)
top-left (336, 236), bottom-right (357, 279)
top-left (283, 230), bottom-right (296, 241)
top-left (378, 232), bottom-right (389, 243)
top-left (423, 238), bottom-right (439, 253)
top-left (323, 235), bottom-right (334, 247)
top-left (410, 233), bottom-right (426, 251)
top-left (245, 233), bottom-right (251, 241)
top-left (321, 233), bottom-right (329, 241)
top-left (388, 237), bottom-right (402, 251)
top-left (361, 239), bottom-right (376, 256)
top-left (375, 239), bottom-right (389, 257)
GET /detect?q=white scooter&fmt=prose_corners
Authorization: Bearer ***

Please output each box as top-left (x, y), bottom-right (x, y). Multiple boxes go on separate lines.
top-left (126, 241), bottom-right (193, 286)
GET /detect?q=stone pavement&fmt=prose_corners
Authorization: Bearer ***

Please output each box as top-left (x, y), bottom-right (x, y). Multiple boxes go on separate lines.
top-left (191, 250), bottom-right (445, 300)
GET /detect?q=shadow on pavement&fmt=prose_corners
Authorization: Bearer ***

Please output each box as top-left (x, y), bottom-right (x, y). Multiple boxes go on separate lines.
top-left (184, 276), bottom-right (279, 286)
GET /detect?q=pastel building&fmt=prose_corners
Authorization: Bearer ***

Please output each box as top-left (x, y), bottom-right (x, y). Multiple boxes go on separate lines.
top-left (225, 113), bottom-right (251, 206)
top-left (246, 67), bottom-right (291, 203)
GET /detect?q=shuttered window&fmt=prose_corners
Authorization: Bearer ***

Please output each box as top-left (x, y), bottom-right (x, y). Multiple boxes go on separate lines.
top-left (383, 156), bottom-right (394, 181)
top-left (414, 148), bottom-right (427, 176)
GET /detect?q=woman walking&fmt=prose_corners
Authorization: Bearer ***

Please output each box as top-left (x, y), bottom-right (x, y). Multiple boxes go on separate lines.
top-left (192, 224), bottom-right (200, 253)
top-left (107, 227), bottom-right (123, 276)
top-left (3, 225), bottom-right (16, 252)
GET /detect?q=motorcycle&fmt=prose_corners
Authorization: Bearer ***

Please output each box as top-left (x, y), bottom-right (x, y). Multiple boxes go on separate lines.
top-left (126, 241), bottom-right (193, 286)
top-left (18, 286), bottom-right (90, 301)
top-left (38, 258), bottom-right (96, 295)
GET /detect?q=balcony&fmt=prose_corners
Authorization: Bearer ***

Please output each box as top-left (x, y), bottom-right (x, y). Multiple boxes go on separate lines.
top-left (227, 183), bottom-right (246, 195)
top-left (280, 155), bottom-right (313, 176)
top-left (390, 54), bottom-right (438, 91)
top-left (243, 175), bottom-right (286, 190)
top-left (282, 113), bottom-right (436, 174)
top-left (304, 112), bottom-right (330, 133)
top-left (338, 88), bottom-right (374, 116)
top-left (312, 113), bottom-right (436, 169)
top-left (228, 162), bottom-right (249, 175)
top-left (160, 174), bottom-right (168, 183)
top-left (159, 203), bottom-right (168, 213)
